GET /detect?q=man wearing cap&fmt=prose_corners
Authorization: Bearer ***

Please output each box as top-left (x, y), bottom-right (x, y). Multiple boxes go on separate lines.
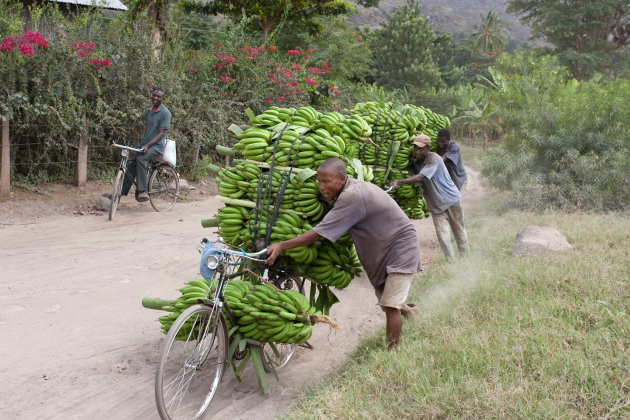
top-left (391, 134), bottom-right (469, 262)
top-left (265, 158), bottom-right (422, 351)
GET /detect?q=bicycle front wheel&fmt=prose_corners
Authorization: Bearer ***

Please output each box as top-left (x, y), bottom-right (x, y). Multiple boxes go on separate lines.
top-left (108, 170), bottom-right (124, 220)
top-left (155, 304), bottom-right (228, 420)
top-left (149, 165), bottom-right (179, 212)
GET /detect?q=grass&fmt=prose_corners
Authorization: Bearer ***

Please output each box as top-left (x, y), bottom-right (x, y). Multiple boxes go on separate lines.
top-left (283, 147), bottom-right (630, 419)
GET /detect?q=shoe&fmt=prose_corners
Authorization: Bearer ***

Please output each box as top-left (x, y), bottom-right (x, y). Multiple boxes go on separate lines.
top-left (137, 191), bottom-right (149, 202)
top-left (401, 303), bottom-right (419, 319)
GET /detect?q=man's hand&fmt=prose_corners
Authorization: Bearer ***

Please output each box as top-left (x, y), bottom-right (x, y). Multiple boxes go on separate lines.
top-left (264, 242), bottom-right (284, 265)
top-left (141, 145), bottom-right (149, 154)
top-left (389, 180), bottom-right (401, 190)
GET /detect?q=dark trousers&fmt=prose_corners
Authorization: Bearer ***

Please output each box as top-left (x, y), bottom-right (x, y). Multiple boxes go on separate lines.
top-left (121, 148), bottom-right (161, 196)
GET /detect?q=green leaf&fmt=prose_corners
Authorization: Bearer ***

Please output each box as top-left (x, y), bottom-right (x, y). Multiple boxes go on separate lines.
top-left (295, 168), bottom-right (316, 183)
top-left (250, 346), bottom-right (270, 394)
top-left (228, 123), bottom-right (244, 136)
top-left (244, 108), bottom-right (256, 123)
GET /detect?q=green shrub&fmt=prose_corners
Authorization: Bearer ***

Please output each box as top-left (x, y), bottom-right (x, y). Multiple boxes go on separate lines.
top-left (482, 75), bottom-right (630, 211)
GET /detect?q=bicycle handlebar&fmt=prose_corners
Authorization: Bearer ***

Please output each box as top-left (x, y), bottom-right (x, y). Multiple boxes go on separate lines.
top-left (112, 142), bottom-right (143, 153)
top-left (199, 238), bottom-right (267, 261)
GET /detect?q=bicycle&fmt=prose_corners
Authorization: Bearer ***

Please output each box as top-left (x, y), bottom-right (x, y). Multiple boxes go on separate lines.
top-left (154, 238), bottom-right (306, 420)
top-left (109, 142), bottom-right (179, 220)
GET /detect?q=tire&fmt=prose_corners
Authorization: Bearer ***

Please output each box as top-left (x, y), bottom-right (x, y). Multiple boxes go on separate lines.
top-left (261, 275), bottom-right (303, 373)
top-left (149, 165), bottom-right (179, 212)
top-left (155, 304), bottom-right (228, 420)
top-left (108, 170), bottom-right (124, 220)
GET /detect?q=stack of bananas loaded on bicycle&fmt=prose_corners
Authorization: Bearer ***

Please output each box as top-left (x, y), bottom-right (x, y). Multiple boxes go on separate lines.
top-left (157, 277), bottom-right (335, 344)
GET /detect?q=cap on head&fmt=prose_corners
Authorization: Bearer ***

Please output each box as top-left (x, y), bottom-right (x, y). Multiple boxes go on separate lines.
top-left (412, 134), bottom-right (431, 148)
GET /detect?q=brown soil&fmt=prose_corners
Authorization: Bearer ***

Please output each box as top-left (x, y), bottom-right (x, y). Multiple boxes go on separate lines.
top-left (0, 169), bottom-right (482, 419)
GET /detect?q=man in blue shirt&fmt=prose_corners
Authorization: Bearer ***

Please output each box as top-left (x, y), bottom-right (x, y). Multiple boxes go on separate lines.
top-left (391, 134), bottom-right (469, 262)
top-left (437, 129), bottom-right (467, 194)
top-left (122, 88), bottom-right (172, 201)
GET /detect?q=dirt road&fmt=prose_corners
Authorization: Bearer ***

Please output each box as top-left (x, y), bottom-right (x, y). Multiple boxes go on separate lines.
top-left (0, 169), bottom-right (481, 419)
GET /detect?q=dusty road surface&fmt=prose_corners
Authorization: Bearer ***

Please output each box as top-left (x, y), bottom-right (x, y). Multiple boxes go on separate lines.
top-left (0, 169), bottom-right (481, 420)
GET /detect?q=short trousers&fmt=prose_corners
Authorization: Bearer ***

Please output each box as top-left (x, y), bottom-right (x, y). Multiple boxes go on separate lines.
top-left (374, 272), bottom-right (413, 310)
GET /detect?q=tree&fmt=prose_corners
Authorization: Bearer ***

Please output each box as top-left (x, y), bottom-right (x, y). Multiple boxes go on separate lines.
top-left (470, 10), bottom-right (508, 56)
top-left (507, 0), bottom-right (630, 78)
top-left (370, 0), bottom-right (441, 93)
top-left (179, 0), bottom-right (359, 44)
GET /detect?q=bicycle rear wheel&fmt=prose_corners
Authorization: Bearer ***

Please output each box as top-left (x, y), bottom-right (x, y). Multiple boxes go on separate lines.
top-left (108, 170), bottom-right (124, 220)
top-left (261, 275), bottom-right (303, 372)
top-left (155, 304), bottom-right (228, 420)
top-left (149, 165), bottom-right (179, 212)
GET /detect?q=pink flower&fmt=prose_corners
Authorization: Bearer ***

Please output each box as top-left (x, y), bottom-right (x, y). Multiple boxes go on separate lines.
top-left (19, 43), bottom-right (34, 57)
top-left (304, 77), bottom-right (318, 85)
top-left (290, 81), bottom-right (299, 87)
top-left (267, 73), bottom-right (276, 79)
top-left (265, 97), bottom-right (271, 103)
top-left (304, 55), bottom-right (311, 59)
top-left (223, 56), bottom-right (236, 63)
top-left (268, 45), bottom-right (277, 52)
top-left (278, 96), bottom-right (285, 101)
top-left (50, 108), bottom-right (55, 113)
top-left (288, 50), bottom-right (300, 56)
top-left (292, 63), bottom-right (302, 70)
top-left (221, 77), bottom-right (234, 83)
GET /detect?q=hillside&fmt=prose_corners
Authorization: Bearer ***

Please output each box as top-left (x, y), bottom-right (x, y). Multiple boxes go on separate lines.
top-left (349, 0), bottom-right (532, 44)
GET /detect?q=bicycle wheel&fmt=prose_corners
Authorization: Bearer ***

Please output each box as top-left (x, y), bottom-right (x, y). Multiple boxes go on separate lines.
top-left (261, 275), bottom-right (303, 373)
top-left (155, 304), bottom-right (228, 420)
top-left (149, 165), bottom-right (179, 212)
top-left (108, 170), bottom-right (124, 220)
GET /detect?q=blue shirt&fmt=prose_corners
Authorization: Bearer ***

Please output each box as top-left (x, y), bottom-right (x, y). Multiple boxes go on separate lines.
top-left (140, 104), bottom-right (172, 154)
top-left (412, 152), bottom-right (461, 214)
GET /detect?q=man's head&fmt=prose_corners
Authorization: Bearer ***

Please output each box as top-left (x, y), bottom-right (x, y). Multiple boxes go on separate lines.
top-left (412, 134), bottom-right (431, 161)
top-left (317, 158), bottom-right (347, 201)
top-left (152, 88), bottom-right (165, 107)
top-left (437, 128), bottom-right (451, 150)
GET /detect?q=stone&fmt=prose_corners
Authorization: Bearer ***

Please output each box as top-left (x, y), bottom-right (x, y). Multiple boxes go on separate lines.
top-left (178, 178), bottom-right (189, 191)
top-left (95, 196), bottom-right (111, 211)
top-left (513, 226), bottom-right (572, 257)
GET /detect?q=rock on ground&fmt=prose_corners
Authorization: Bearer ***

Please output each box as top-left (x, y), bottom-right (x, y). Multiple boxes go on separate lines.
top-left (94, 195), bottom-right (111, 211)
top-left (513, 225), bottom-right (572, 257)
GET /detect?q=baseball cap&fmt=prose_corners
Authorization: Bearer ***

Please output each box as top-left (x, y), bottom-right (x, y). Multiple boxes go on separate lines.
top-left (412, 134), bottom-right (431, 148)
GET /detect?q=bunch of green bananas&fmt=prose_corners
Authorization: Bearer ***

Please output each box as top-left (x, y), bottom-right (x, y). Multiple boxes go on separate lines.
top-left (217, 161), bottom-right (261, 199)
top-left (288, 106), bottom-right (321, 128)
top-left (158, 278), bottom-right (215, 340)
top-left (225, 280), bottom-right (325, 344)
top-left (234, 127), bottom-right (271, 162)
top-left (252, 107), bottom-right (294, 126)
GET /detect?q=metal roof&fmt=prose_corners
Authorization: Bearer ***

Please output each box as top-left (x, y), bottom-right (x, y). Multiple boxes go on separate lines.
top-left (47, 0), bottom-right (128, 11)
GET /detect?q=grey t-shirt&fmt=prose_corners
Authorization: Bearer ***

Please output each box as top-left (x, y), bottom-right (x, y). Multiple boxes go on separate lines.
top-left (140, 104), bottom-right (172, 154)
top-left (312, 177), bottom-right (422, 289)
top-left (412, 152), bottom-right (461, 214)
top-left (438, 141), bottom-right (467, 189)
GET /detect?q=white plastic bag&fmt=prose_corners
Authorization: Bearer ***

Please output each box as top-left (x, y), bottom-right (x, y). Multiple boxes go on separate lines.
top-left (163, 139), bottom-right (176, 167)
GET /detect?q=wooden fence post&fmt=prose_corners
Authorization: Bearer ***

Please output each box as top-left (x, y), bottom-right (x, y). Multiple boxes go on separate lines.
top-left (75, 111), bottom-right (88, 187)
top-left (0, 118), bottom-right (9, 198)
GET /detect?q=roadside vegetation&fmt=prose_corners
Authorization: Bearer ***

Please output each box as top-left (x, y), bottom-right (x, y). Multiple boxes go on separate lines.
top-left (285, 146), bottom-right (630, 419)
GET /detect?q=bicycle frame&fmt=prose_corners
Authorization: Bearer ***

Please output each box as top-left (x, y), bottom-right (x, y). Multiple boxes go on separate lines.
top-left (112, 142), bottom-right (146, 191)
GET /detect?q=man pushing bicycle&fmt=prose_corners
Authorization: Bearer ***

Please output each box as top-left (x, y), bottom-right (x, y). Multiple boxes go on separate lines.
top-left (265, 157), bottom-right (422, 350)
top-left (121, 87), bottom-right (172, 202)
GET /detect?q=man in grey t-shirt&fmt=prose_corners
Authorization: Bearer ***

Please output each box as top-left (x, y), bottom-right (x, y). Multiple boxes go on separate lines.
top-left (265, 158), bottom-right (422, 350)
top-left (391, 134), bottom-right (469, 262)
